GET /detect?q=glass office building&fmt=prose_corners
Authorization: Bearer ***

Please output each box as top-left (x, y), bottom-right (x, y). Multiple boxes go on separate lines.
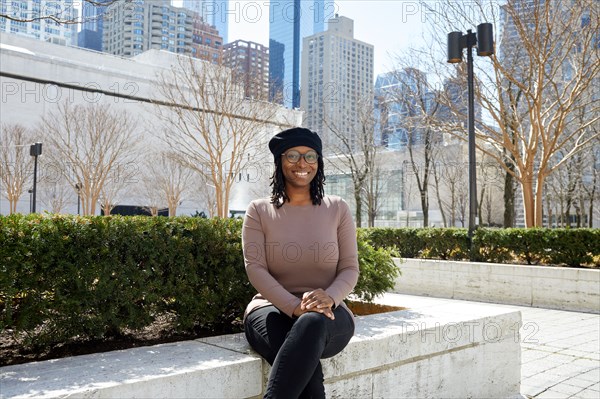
top-left (182, 0), bottom-right (229, 44)
top-left (78, 0), bottom-right (111, 51)
top-left (269, 0), bottom-right (328, 108)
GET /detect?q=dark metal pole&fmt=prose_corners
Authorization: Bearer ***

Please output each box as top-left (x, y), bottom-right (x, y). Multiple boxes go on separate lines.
top-left (32, 154), bottom-right (38, 213)
top-left (30, 142), bottom-right (42, 213)
top-left (466, 30), bottom-right (478, 257)
top-left (76, 183), bottom-right (81, 215)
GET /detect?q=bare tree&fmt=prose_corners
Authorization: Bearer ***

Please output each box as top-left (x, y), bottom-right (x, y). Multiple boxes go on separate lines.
top-left (545, 143), bottom-right (599, 228)
top-left (0, 0), bottom-right (121, 24)
top-left (432, 160), bottom-right (448, 227)
top-left (140, 152), bottom-right (194, 217)
top-left (0, 124), bottom-right (36, 214)
top-left (196, 178), bottom-right (218, 218)
top-left (401, 167), bottom-right (418, 227)
top-left (389, 67), bottom-right (443, 227)
top-left (39, 102), bottom-right (138, 216)
top-left (434, 147), bottom-right (469, 227)
top-left (40, 180), bottom-right (71, 214)
top-left (477, 154), bottom-right (504, 226)
top-left (137, 169), bottom-right (167, 217)
top-left (155, 56), bottom-right (288, 218)
top-left (98, 182), bottom-right (120, 216)
top-left (324, 94), bottom-right (379, 227)
top-left (428, 0), bottom-right (600, 227)
top-left (364, 162), bottom-right (387, 227)
top-left (581, 147), bottom-right (599, 228)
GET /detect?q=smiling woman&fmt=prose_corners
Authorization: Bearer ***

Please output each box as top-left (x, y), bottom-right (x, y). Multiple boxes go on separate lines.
top-left (242, 127), bottom-right (359, 399)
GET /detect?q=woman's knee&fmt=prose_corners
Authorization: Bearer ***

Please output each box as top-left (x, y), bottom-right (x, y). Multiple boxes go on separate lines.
top-left (294, 312), bottom-right (328, 335)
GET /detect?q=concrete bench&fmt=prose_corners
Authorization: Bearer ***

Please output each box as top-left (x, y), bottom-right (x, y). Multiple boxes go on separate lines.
top-left (1, 299), bottom-right (522, 398)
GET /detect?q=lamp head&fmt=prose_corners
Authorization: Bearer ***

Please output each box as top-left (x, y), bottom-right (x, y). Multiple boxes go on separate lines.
top-left (29, 142), bottom-right (42, 157)
top-left (477, 23), bottom-right (494, 56)
top-left (447, 31), bottom-right (464, 63)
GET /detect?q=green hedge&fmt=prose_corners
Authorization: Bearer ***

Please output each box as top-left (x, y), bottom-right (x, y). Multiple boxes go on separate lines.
top-left (0, 214), bottom-right (398, 353)
top-left (363, 227), bottom-right (600, 267)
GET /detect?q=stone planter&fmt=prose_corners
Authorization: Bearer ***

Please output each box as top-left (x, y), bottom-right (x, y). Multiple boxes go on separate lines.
top-left (393, 258), bottom-right (600, 313)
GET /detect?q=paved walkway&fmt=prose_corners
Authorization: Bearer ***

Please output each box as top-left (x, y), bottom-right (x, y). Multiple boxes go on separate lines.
top-left (375, 293), bottom-right (600, 399)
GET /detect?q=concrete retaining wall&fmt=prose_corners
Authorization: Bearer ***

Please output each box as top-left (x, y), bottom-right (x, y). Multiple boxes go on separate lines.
top-left (394, 258), bottom-right (600, 313)
top-left (1, 301), bottom-right (522, 398)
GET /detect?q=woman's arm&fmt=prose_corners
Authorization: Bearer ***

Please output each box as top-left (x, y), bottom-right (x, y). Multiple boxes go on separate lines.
top-left (325, 199), bottom-right (359, 307)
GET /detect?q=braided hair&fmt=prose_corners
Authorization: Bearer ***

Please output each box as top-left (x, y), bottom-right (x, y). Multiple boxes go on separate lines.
top-left (270, 156), bottom-right (326, 208)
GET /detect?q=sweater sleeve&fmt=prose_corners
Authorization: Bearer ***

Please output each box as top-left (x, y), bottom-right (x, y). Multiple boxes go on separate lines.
top-left (325, 199), bottom-right (359, 307)
top-left (242, 201), bottom-right (302, 317)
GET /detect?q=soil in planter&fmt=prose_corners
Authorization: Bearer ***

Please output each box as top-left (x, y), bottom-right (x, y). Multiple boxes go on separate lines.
top-left (346, 300), bottom-right (406, 315)
top-left (1, 301), bottom-right (405, 366)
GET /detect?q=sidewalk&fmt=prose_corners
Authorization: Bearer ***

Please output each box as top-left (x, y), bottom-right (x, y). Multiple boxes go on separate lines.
top-left (375, 293), bottom-right (600, 399)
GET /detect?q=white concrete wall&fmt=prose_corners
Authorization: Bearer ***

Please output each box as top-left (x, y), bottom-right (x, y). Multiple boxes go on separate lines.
top-left (394, 258), bottom-right (600, 314)
top-left (1, 301), bottom-right (522, 399)
top-left (0, 33), bottom-right (302, 216)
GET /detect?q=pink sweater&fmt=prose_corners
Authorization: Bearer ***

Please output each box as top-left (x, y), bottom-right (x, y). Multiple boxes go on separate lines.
top-left (242, 195), bottom-right (360, 319)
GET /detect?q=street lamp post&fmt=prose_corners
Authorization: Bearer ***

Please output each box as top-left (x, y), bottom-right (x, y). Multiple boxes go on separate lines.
top-left (28, 188), bottom-right (33, 213)
top-left (75, 183), bottom-right (81, 215)
top-left (447, 23), bottom-right (494, 258)
top-left (29, 142), bottom-right (43, 213)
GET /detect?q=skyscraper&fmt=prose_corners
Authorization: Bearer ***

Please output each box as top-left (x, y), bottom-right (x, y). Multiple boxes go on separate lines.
top-left (182, 0), bottom-right (228, 44)
top-left (78, 0), bottom-right (111, 51)
top-left (0, 0), bottom-right (77, 46)
top-left (223, 40), bottom-right (270, 100)
top-left (269, 0), bottom-right (328, 108)
top-left (103, 1), bottom-right (222, 62)
top-left (301, 15), bottom-right (374, 152)
top-left (374, 72), bottom-right (405, 149)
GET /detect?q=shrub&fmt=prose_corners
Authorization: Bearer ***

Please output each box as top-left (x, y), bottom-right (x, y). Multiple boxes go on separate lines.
top-left (365, 226), bottom-right (598, 268)
top-left (417, 228), bottom-right (469, 260)
top-left (366, 228), bottom-right (422, 257)
top-left (545, 229), bottom-right (600, 267)
top-left (353, 230), bottom-right (401, 302)
top-left (0, 214), bottom-right (400, 354)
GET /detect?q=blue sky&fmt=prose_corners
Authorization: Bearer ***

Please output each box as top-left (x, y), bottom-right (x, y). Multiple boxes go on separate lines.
top-left (174, 1), bottom-right (433, 78)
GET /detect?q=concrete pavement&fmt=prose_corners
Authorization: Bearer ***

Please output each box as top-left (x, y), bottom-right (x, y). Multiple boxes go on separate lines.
top-left (375, 293), bottom-right (600, 399)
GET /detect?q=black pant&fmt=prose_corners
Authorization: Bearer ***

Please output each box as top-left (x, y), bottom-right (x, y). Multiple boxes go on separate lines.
top-left (244, 305), bottom-right (355, 399)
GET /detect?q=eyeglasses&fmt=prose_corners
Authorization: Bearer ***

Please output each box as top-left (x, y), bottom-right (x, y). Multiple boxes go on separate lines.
top-left (282, 150), bottom-right (319, 164)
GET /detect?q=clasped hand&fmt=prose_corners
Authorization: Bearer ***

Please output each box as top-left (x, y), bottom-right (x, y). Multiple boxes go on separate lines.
top-left (293, 289), bottom-right (335, 320)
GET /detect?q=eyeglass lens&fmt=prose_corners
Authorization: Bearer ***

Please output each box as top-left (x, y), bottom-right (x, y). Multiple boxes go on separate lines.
top-left (285, 150), bottom-right (318, 164)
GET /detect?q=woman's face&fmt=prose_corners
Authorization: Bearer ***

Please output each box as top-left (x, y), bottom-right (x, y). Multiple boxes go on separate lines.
top-left (281, 145), bottom-right (319, 190)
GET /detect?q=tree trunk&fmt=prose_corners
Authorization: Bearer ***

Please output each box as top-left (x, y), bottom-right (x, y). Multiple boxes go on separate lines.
top-left (545, 195), bottom-right (552, 228)
top-left (354, 189), bottom-right (362, 227)
top-left (420, 191), bottom-right (428, 227)
top-left (521, 178), bottom-right (536, 227)
top-left (478, 186), bottom-right (486, 227)
top-left (534, 174), bottom-right (546, 227)
top-left (433, 167), bottom-right (447, 227)
top-left (450, 184), bottom-right (456, 227)
top-left (503, 171), bottom-right (515, 227)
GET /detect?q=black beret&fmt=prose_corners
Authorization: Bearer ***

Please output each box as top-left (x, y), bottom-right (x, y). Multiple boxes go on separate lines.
top-left (268, 127), bottom-right (322, 160)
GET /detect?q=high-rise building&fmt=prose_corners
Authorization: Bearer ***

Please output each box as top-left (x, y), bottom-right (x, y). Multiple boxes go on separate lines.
top-left (374, 72), bottom-right (405, 149)
top-left (0, 0), bottom-right (77, 46)
top-left (78, 0), bottom-right (111, 51)
top-left (269, 0), bottom-right (328, 108)
top-left (375, 69), bottom-right (442, 150)
top-left (301, 15), bottom-right (374, 153)
top-left (103, 1), bottom-right (222, 62)
top-left (182, 0), bottom-right (228, 44)
top-left (223, 40), bottom-right (270, 100)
